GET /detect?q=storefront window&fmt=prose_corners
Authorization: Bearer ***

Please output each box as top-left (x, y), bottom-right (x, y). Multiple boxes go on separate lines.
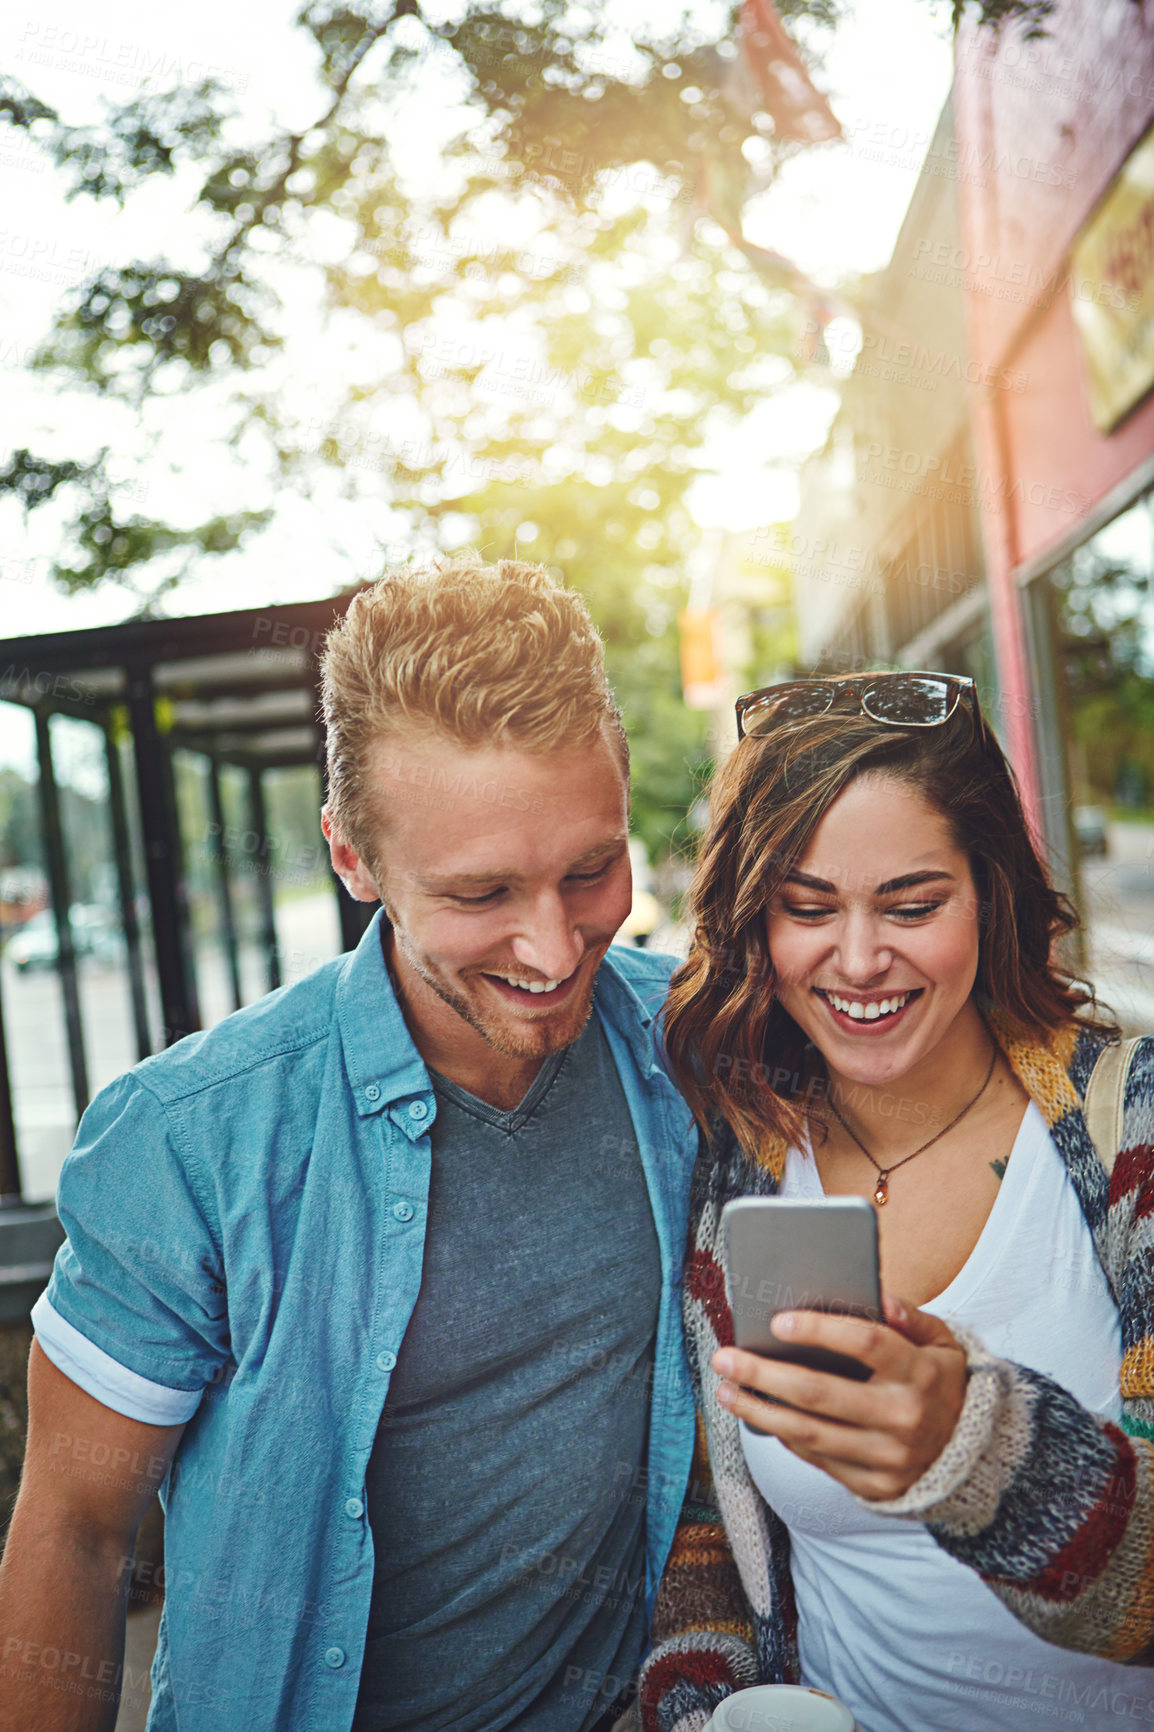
top-left (1050, 487), bottom-right (1154, 1032)
top-left (1054, 490), bottom-right (1154, 813)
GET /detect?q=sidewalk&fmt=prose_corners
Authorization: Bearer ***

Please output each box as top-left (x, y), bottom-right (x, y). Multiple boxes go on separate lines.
top-left (1087, 921), bottom-right (1154, 1034)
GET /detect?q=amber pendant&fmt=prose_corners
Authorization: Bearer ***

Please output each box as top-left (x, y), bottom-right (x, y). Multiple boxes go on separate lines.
top-left (874, 1175), bottom-right (889, 1206)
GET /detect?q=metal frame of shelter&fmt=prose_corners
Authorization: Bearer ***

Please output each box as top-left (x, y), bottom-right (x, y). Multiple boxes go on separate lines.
top-left (0, 596), bottom-right (375, 1232)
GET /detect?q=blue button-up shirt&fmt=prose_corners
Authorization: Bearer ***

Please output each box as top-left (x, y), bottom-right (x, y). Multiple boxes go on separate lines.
top-left (37, 913), bottom-right (697, 1731)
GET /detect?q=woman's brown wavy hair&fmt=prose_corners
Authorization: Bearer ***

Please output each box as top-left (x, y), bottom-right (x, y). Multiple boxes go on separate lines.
top-left (663, 699), bottom-right (1115, 1160)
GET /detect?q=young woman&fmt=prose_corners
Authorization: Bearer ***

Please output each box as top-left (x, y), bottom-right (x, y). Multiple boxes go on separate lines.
top-left (639, 672), bottom-right (1154, 1732)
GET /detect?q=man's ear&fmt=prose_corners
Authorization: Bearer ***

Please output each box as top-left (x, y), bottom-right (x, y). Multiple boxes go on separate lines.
top-left (321, 809), bottom-right (381, 904)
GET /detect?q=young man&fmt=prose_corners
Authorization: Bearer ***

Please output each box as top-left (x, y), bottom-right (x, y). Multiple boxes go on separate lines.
top-left (0, 559), bottom-right (697, 1731)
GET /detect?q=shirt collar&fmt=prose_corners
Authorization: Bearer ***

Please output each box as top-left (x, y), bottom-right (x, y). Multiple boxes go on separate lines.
top-left (334, 913), bottom-right (670, 1113)
top-left (592, 947), bottom-right (666, 1082)
top-left (334, 908), bottom-right (430, 1116)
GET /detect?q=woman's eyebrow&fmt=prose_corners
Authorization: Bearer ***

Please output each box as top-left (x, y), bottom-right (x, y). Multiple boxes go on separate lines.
top-left (875, 870), bottom-right (956, 894)
top-left (784, 870), bottom-right (836, 892)
top-left (782, 868), bottom-right (956, 894)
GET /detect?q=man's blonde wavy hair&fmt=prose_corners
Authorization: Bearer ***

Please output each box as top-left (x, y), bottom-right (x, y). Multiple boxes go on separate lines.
top-left (319, 553), bottom-right (628, 867)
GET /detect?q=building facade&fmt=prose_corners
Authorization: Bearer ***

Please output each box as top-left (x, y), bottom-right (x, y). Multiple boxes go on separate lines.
top-left (798, 0), bottom-right (1154, 901)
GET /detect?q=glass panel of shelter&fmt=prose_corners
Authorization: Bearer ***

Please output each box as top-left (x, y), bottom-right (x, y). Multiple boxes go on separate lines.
top-left (173, 751), bottom-right (343, 1027)
top-left (0, 701), bottom-right (69, 1205)
top-left (48, 713), bottom-right (153, 1095)
top-left (0, 703), bottom-right (165, 1204)
top-left (261, 766), bottom-right (341, 986)
top-left (1, 703), bottom-right (345, 1204)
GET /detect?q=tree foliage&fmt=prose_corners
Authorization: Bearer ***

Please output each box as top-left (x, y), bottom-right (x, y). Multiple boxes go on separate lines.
top-left (0, 0), bottom-right (1036, 854)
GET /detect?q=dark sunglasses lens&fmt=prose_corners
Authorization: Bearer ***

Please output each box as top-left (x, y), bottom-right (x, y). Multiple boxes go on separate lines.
top-left (862, 677), bottom-right (955, 726)
top-left (742, 687), bottom-right (834, 733)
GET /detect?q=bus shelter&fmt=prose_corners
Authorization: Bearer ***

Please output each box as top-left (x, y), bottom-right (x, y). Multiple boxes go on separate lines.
top-left (0, 596), bottom-right (373, 1309)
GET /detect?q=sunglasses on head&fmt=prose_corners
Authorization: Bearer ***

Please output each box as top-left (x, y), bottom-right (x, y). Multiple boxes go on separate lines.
top-left (735, 672), bottom-right (985, 745)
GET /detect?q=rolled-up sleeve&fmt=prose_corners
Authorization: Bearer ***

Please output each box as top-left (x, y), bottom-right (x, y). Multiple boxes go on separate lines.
top-left (35, 1072), bottom-right (231, 1423)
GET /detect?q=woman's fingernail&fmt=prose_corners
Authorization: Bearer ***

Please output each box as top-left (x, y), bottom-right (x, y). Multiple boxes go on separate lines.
top-left (714, 1350), bottom-right (735, 1377)
top-left (717, 1381), bottom-right (734, 1407)
top-left (773, 1312), bottom-right (798, 1336)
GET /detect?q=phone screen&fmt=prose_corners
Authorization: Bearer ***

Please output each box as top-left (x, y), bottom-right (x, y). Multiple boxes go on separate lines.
top-left (722, 1196), bottom-right (881, 1382)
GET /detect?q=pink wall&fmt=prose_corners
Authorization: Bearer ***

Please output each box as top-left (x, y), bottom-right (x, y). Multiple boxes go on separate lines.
top-left (1001, 289), bottom-right (1154, 572)
top-left (954, 0), bottom-right (1154, 383)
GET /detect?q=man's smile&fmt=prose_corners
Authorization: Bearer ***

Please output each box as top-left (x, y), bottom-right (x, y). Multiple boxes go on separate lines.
top-left (479, 965), bottom-right (583, 1007)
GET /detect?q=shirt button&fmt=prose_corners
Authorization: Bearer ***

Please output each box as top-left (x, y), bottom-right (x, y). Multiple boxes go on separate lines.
top-left (364, 1084), bottom-right (380, 1102)
top-left (392, 1200), bottom-right (415, 1223)
top-left (324, 1647), bottom-right (346, 1669)
top-left (407, 1099), bottom-right (428, 1120)
top-left (376, 1349), bottom-right (397, 1373)
top-left (344, 1498), bottom-right (364, 1519)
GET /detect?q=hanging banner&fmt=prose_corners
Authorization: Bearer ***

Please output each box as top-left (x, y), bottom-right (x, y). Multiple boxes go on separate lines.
top-left (737, 0), bottom-right (842, 144)
top-left (1070, 119), bottom-right (1154, 433)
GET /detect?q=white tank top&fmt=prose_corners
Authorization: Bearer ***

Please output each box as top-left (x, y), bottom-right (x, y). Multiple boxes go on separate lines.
top-left (741, 1102), bottom-right (1132, 1732)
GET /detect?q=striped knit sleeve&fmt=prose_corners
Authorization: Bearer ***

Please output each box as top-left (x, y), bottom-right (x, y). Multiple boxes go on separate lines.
top-left (859, 1328), bottom-right (1154, 1664)
top-left (860, 1040), bottom-right (1154, 1664)
top-left (638, 1419), bottom-right (761, 1731)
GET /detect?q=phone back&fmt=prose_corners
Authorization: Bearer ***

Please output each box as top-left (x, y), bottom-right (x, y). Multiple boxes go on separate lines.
top-left (722, 1197), bottom-right (881, 1380)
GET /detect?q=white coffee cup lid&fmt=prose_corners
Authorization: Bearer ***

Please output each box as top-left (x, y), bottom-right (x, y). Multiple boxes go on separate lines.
top-left (705, 1684), bottom-right (857, 1732)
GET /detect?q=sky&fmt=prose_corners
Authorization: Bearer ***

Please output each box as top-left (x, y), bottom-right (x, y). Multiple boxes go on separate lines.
top-left (0, 0), bottom-right (956, 693)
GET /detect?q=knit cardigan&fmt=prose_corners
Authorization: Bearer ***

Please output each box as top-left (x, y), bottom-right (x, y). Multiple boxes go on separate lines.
top-left (638, 1016), bottom-right (1154, 1731)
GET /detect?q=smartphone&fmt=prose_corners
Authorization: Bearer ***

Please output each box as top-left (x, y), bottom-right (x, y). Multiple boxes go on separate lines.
top-left (721, 1196), bottom-right (882, 1382)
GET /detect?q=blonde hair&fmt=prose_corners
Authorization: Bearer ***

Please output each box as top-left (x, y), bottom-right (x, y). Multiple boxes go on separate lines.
top-left (320, 553), bottom-right (627, 863)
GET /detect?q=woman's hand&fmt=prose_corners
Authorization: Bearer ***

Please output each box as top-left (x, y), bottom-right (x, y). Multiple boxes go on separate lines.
top-left (712, 1293), bottom-right (969, 1502)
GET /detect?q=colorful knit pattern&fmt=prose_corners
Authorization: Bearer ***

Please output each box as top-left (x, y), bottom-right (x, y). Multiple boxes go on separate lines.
top-left (639, 1024), bottom-right (1154, 1730)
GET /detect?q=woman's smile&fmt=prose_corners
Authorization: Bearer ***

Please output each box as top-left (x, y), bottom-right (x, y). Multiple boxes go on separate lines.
top-left (812, 985), bottom-right (924, 1032)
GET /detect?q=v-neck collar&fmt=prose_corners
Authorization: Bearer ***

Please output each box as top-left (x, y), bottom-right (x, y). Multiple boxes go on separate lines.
top-left (429, 1042), bottom-right (571, 1134)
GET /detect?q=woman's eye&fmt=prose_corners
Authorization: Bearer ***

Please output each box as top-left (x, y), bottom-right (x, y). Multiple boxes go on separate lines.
top-left (780, 902), bottom-right (835, 920)
top-left (889, 901), bottom-right (944, 921)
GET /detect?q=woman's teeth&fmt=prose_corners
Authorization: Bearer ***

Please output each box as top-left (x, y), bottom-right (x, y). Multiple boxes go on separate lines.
top-left (497, 974), bottom-right (566, 994)
top-left (826, 991), bottom-right (911, 1021)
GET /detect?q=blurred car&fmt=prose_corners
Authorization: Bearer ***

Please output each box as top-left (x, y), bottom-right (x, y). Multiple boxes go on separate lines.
top-left (6, 906), bottom-right (123, 972)
top-left (1073, 805), bottom-right (1108, 859)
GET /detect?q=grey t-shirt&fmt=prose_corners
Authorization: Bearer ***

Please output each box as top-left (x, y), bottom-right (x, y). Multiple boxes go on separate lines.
top-left (352, 1013), bottom-right (661, 1732)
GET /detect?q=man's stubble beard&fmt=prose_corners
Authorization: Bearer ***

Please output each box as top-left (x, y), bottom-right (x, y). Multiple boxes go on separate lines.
top-left (388, 922), bottom-right (599, 1060)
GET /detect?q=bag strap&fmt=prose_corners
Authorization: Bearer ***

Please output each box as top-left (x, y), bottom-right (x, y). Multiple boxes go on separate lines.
top-left (1084, 1037), bottom-right (1142, 1177)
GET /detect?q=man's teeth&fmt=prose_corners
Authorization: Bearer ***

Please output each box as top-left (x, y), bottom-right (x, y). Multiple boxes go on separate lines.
top-left (827, 991), bottom-right (911, 1021)
top-left (497, 975), bottom-right (565, 994)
